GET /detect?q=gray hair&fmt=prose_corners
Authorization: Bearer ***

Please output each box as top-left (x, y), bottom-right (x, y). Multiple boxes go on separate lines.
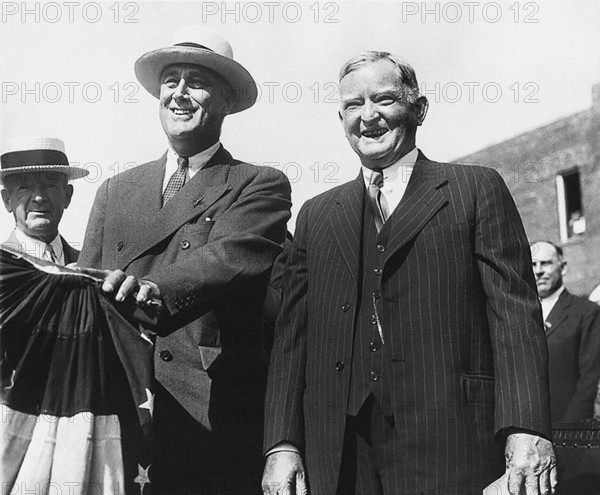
top-left (339, 51), bottom-right (420, 102)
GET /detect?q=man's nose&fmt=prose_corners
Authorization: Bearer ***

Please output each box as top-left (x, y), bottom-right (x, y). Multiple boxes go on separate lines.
top-left (361, 101), bottom-right (379, 122)
top-left (30, 185), bottom-right (48, 201)
top-left (173, 78), bottom-right (188, 99)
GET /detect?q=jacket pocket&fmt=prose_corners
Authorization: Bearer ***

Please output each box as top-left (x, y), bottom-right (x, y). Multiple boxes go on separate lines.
top-left (462, 372), bottom-right (495, 405)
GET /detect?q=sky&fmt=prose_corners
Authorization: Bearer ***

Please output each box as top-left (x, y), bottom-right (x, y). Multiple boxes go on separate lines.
top-left (1, 0), bottom-right (599, 245)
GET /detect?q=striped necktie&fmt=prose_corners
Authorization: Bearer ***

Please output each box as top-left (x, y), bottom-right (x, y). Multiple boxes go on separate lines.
top-left (162, 156), bottom-right (189, 206)
top-left (43, 244), bottom-right (57, 263)
top-left (367, 168), bottom-right (390, 232)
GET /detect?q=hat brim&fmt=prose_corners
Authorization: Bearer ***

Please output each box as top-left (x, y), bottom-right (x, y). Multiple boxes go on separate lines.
top-left (134, 46), bottom-right (258, 113)
top-left (0, 165), bottom-right (89, 183)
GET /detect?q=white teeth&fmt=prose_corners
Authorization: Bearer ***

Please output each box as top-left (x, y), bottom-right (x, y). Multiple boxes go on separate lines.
top-left (172, 109), bottom-right (193, 115)
top-left (363, 129), bottom-right (387, 138)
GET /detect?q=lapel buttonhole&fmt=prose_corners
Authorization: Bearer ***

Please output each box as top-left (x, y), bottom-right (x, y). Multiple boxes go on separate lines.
top-left (193, 197), bottom-right (205, 207)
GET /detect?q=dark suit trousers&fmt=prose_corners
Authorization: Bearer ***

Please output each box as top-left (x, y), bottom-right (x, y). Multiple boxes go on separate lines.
top-left (151, 383), bottom-right (263, 495)
top-left (337, 394), bottom-right (405, 495)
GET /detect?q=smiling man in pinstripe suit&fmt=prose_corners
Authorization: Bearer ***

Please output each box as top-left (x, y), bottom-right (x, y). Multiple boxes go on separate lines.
top-left (263, 52), bottom-right (556, 495)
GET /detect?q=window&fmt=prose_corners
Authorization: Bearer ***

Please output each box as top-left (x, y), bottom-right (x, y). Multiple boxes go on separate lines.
top-left (556, 169), bottom-right (585, 241)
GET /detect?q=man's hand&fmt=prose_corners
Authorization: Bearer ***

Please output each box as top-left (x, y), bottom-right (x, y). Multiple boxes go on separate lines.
top-left (100, 269), bottom-right (162, 305)
top-left (505, 433), bottom-right (557, 495)
top-left (262, 451), bottom-right (308, 495)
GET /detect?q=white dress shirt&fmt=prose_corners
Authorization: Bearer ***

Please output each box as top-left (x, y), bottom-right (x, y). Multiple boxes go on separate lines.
top-left (162, 141), bottom-right (221, 193)
top-left (12, 229), bottom-right (65, 265)
top-left (540, 285), bottom-right (565, 322)
top-left (361, 147), bottom-right (419, 216)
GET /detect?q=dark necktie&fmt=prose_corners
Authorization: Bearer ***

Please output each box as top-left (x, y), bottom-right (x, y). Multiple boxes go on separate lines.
top-left (368, 169), bottom-right (390, 232)
top-left (162, 156), bottom-right (189, 206)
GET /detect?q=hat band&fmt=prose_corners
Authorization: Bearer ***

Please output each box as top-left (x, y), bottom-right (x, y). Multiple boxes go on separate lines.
top-left (1, 149), bottom-right (68, 170)
top-left (174, 42), bottom-right (215, 52)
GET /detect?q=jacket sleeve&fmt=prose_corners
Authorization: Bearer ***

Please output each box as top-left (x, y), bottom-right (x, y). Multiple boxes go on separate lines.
top-left (563, 303), bottom-right (600, 421)
top-left (78, 179), bottom-right (109, 270)
top-left (474, 166), bottom-right (552, 439)
top-left (263, 203), bottom-right (309, 452)
top-left (148, 166), bottom-right (291, 329)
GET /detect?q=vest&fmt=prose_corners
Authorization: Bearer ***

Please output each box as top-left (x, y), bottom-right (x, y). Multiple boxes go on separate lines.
top-left (347, 191), bottom-right (393, 416)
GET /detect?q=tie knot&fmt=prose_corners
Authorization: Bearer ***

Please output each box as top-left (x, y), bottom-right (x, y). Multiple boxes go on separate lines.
top-left (177, 156), bottom-right (189, 170)
top-left (369, 169), bottom-right (384, 188)
top-left (44, 243), bottom-right (57, 263)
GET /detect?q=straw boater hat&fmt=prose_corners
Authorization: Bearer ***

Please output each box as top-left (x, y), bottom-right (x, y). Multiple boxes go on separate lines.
top-left (134, 27), bottom-right (258, 114)
top-left (0, 137), bottom-right (88, 183)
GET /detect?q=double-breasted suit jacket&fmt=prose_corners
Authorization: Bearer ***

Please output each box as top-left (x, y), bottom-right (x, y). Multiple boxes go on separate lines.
top-left (545, 289), bottom-right (600, 422)
top-left (264, 153), bottom-right (551, 494)
top-left (79, 146), bottom-right (291, 490)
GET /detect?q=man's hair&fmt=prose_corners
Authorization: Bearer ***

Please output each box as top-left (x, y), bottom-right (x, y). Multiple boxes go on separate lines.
top-left (338, 51), bottom-right (420, 102)
top-left (530, 240), bottom-right (564, 258)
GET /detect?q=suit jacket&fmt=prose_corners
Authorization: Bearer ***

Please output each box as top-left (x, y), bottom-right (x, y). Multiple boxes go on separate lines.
top-left (545, 289), bottom-right (600, 422)
top-left (264, 153), bottom-right (551, 495)
top-left (79, 146), bottom-right (291, 430)
top-left (3, 230), bottom-right (80, 265)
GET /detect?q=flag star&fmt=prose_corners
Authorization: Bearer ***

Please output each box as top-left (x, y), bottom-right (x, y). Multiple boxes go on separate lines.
top-left (138, 388), bottom-right (154, 418)
top-left (134, 463), bottom-right (151, 494)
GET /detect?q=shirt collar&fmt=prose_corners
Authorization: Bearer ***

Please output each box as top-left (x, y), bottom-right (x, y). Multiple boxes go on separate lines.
top-left (166, 141), bottom-right (221, 178)
top-left (361, 147), bottom-right (419, 189)
top-left (13, 228), bottom-right (63, 263)
top-left (541, 285), bottom-right (565, 305)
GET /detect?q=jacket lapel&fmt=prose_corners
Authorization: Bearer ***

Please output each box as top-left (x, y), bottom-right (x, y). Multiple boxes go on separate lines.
top-left (60, 236), bottom-right (79, 264)
top-left (384, 154), bottom-right (448, 266)
top-left (545, 290), bottom-right (571, 338)
top-left (119, 147), bottom-right (233, 269)
top-left (330, 174), bottom-right (364, 283)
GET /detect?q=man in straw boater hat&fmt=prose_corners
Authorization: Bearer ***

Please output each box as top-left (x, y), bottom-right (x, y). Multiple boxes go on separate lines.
top-left (1, 137), bottom-right (87, 265)
top-left (78, 27), bottom-right (291, 494)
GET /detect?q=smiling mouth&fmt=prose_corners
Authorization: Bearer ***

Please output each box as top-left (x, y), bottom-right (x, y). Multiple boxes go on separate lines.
top-left (362, 128), bottom-right (388, 139)
top-left (171, 108), bottom-right (195, 116)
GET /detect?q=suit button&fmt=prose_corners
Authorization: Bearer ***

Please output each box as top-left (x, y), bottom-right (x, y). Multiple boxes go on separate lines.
top-left (369, 371), bottom-right (379, 381)
top-left (335, 360), bottom-right (345, 372)
top-left (159, 350), bottom-right (173, 362)
top-left (117, 241), bottom-right (124, 251)
top-left (370, 314), bottom-right (377, 325)
top-left (374, 268), bottom-right (382, 276)
top-left (180, 240), bottom-right (190, 250)
top-left (341, 303), bottom-right (351, 312)
top-left (369, 341), bottom-right (379, 352)
top-left (376, 244), bottom-right (385, 252)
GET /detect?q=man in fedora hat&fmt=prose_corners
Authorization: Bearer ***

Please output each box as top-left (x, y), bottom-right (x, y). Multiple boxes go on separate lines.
top-left (78, 28), bottom-right (291, 494)
top-left (1, 137), bottom-right (87, 265)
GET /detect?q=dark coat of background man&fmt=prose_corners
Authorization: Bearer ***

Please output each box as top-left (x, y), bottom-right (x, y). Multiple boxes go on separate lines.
top-left (530, 240), bottom-right (600, 423)
top-left (263, 51), bottom-right (556, 495)
top-left (1, 137), bottom-right (87, 265)
top-left (78, 27), bottom-right (292, 494)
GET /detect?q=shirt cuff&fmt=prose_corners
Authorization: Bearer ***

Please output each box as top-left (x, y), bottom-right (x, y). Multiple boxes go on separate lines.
top-left (265, 442), bottom-right (300, 457)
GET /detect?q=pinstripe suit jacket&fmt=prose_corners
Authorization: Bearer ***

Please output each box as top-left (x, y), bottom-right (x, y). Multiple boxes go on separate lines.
top-left (264, 153), bottom-right (551, 495)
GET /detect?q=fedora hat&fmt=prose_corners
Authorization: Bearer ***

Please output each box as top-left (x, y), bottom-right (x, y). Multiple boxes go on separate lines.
top-left (134, 27), bottom-right (258, 114)
top-left (0, 137), bottom-right (88, 183)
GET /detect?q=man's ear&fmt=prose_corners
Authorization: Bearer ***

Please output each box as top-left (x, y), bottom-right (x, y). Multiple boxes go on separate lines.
top-left (64, 184), bottom-right (74, 209)
top-left (338, 110), bottom-right (343, 123)
top-left (414, 96), bottom-right (429, 126)
top-left (1, 188), bottom-right (12, 213)
top-left (561, 260), bottom-right (568, 276)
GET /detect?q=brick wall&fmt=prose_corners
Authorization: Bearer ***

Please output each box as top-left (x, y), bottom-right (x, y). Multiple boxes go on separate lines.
top-left (457, 85), bottom-right (600, 296)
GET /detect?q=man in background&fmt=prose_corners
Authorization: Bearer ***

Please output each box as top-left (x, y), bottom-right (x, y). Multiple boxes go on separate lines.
top-left (1, 137), bottom-right (87, 265)
top-left (531, 240), bottom-right (600, 422)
